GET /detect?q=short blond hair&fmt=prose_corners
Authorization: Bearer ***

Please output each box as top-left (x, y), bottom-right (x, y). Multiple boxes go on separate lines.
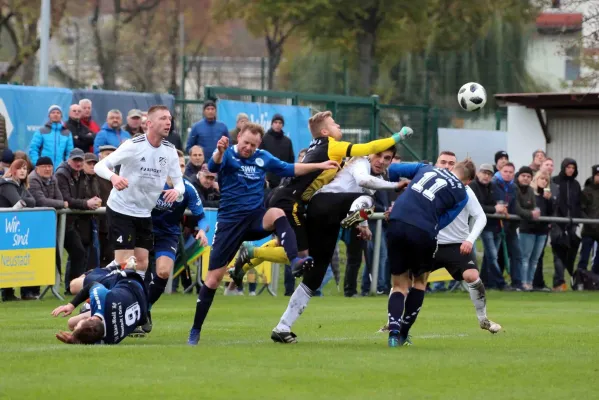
top-left (454, 158), bottom-right (476, 182)
top-left (308, 111), bottom-right (332, 137)
top-left (240, 122), bottom-right (265, 138)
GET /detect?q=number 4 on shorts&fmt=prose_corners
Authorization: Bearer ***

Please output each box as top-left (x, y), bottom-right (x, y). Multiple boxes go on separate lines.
top-left (116, 235), bottom-right (123, 243)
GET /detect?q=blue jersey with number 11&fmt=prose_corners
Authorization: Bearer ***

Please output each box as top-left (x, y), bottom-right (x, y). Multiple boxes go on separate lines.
top-left (388, 163), bottom-right (467, 235)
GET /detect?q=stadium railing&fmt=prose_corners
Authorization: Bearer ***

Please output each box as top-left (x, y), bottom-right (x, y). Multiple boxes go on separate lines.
top-left (25, 208), bottom-right (599, 299)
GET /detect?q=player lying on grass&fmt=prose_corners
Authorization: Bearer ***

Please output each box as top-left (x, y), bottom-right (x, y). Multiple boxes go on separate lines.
top-left (51, 268), bottom-right (148, 345)
top-left (376, 159), bottom-right (474, 347)
top-left (188, 123), bottom-right (339, 346)
top-left (374, 152), bottom-right (501, 335)
top-left (266, 110), bottom-right (413, 276)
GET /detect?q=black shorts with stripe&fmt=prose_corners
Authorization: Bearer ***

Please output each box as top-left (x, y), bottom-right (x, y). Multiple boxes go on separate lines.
top-left (267, 187), bottom-right (309, 252)
top-left (432, 243), bottom-right (478, 281)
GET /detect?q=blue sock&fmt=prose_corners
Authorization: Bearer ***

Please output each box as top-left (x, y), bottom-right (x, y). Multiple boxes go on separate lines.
top-left (399, 288), bottom-right (425, 338)
top-left (192, 285), bottom-right (217, 330)
top-left (249, 282), bottom-right (257, 292)
top-left (274, 216), bottom-right (298, 261)
top-left (388, 292), bottom-right (405, 335)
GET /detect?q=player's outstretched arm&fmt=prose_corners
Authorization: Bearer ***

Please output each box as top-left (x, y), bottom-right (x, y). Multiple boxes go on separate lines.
top-left (388, 162), bottom-right (426, 181)
top-left (293, 160), bottom-right (339, 176)
top-left (209, 136), bottom-right (229, 168)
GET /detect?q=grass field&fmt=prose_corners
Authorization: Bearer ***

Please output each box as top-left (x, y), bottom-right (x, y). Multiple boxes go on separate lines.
top-left (1, 289), bottom-right (598, 400)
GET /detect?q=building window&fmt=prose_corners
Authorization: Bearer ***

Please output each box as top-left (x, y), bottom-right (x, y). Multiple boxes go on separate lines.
top-left (565, 46), bottom-right (580, 81)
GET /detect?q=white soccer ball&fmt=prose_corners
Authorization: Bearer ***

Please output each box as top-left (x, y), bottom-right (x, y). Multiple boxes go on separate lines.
top-left (457, 82), bottom-right (487, 112)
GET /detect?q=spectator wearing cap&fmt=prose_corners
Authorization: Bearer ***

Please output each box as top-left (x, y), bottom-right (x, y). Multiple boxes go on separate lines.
top-left (515, 166), bottom-right (542, 291)
top-left (529, 149), bottom-right (546, 172)
top-left (229, 113), bottom-right (249, 145)
top-left (185, 100), bottom-right (228, 158)
top-left (97, 145), bottom-right (116, 267)
top-left (0, 148), bottom-right (14, 176)
top-left (81, 152), bottom-right (102, 269)
top-left (184, 145), bottom-right (205, 178)
top-left (579, 164), bottom-right (599, 275)
top-left (122, 109), bottom-right (144, 137)
top-left (551, 158), bottom-right (582, 291)
top-left (0, 159), bottom-right (36, 301)
top-left (193, 164), bottom-right (220, 208)
top-left (93, 109), bottom-right (131, 155)
top-left (493, 150), bottom-right (509, 173)
top-left (79, 99), bottom-right (100, 134)
top-left (260, 113), bottom-right (294, 188)
top-left (469, 163), bottom-right (506, 289)
top-left (28, 105), bottom-right (74, 170)
top-left (28, 156), bottom-right (65, 301)
top-left (0, 112), bottom-right (7, 153)
top-left (491, 161), bottom-right (523, 290)
top-left (65, 104), bottom-right (94, 153)
top-left (55, 148), bottom-right (103, 293)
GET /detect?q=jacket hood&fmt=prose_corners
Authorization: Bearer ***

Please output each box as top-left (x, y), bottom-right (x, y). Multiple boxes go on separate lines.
top-left (493, 171), bottom-right (514, 187)
top-left (558, 158), bottom-right (578, 179)
top-left (100, 122), bottom-right (121, 133)
top-left (0, 177), bottom-right (18, 188)
top-left (45, 121), bottom-right (65, 129)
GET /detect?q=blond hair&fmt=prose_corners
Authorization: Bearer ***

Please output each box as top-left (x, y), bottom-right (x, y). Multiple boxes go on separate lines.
top-left (531, 170), bottom-right (550, 191)
top-left (240, 122), bottom-right (265, 138)
top-left (453, 158), bottom-right (476, 182)
top-left (308, 111), bottom-right (332, 137)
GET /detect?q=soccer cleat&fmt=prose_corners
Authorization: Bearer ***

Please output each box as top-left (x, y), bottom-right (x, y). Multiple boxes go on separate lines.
top-left (188, 328), bottom-right (201, 346)
top-left (290, 256), bottom-right (314, 278)
top-left (340, 206), bottom-right (375, 229)
top-left (399, 335), bottom-right (413, 346)
top-left (141, 311), bottom-right (153, 334)
top-left (228, 243), bottom-right (253, 287)
top-left (128, 326), bottom-right (147, 338)
top-left (480, 318), bottom-right (502, 334)
top-left (388, 330), bottom-right (400, 348)
top-left (122, 256), bottom-right (137, 271)
top-left (271, 329), bottom-right (298, 344)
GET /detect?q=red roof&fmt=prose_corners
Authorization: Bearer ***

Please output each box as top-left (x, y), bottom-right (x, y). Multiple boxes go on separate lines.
top-left (536, 12), bottom-right (583, 29)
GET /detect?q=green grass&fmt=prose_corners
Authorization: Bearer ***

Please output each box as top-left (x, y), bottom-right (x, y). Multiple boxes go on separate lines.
top-left (1, 291), bottom-right (599, 400)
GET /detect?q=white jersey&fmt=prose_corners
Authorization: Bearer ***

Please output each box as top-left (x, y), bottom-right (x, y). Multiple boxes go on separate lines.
top-left (317, 157), bottom-right (396, 195)
top-left (437, 186), bottom-right (486, 245)
top-left (94, 134), bottom-right (184, 218)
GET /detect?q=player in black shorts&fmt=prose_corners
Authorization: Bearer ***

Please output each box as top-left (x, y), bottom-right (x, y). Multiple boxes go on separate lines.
top-left (51, 269), bottom-right (148, 345)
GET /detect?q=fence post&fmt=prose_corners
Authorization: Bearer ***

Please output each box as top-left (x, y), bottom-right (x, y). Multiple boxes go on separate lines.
top-left (371, 94), bottom-right (380, 141)
top-left (369, 219), bottom-right (383, 296)
top-left (495, 109), bottom-right (502, 130)
top-left (40, 211), bottom-right (66, 300)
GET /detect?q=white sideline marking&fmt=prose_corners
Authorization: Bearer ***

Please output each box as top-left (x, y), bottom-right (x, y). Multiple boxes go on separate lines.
top-left (1, 333), bottom-right (468, 352)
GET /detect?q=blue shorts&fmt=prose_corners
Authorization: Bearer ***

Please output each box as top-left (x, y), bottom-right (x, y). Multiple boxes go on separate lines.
top-left (209, 210), bottom-right (271, 270)
top-left (154, 233), bottom-right (179, 261)
top-left (387, 220), bottom-right (437, 277)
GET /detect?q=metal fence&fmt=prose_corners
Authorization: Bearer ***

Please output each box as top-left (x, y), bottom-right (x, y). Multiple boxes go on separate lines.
top-left (30, 208), bottom-right (599, 300)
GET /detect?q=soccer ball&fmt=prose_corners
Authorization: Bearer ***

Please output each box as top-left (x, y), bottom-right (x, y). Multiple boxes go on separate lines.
top-left (457, 82), bottom-right (487, 112)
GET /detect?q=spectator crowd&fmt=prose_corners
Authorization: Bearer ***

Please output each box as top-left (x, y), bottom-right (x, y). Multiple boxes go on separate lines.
top-left (1, 99), bottom-right (598, 301)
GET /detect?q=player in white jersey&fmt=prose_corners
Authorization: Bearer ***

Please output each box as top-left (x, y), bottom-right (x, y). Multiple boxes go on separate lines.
top-left (94, 105), bottom-right (183, 282)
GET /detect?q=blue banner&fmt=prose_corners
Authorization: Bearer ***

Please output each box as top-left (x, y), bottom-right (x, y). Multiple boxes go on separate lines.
top-left (0, 85), bottom-right (73, 152)
top-left (217, 100), bottom-right (312, 157)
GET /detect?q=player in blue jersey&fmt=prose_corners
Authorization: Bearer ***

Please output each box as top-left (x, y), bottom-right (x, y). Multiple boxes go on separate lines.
top-left (144, 152), bottom-right (209, 333)
top-left (380, 159), bottom-right (476, 347)
top-left (187, 122), bottom-right (338, 345)
top-left (51, 269), bottom-right (148, 345)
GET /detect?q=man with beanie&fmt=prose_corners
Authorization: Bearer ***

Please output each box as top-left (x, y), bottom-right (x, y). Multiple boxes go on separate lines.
top-left (29, 105), bottom-right (74, 170)
top-left (185, 100), bottom-right (229, 157)
top-left (260, 114), bottom-right (294, 188)
top-left (0, 148), bottom-right (14, 176)
top-left (230, 113), bottom-right (249, 145)
top-left (577, 164), bottom-right (599, 274)
top-left (494, 150), bottom-right (509, 173)
top-left (65, 104), bottom-right (94, 152)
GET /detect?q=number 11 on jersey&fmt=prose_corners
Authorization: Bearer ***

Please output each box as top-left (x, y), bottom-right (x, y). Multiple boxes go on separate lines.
top-left (411, 171), bottom-right (448, 201)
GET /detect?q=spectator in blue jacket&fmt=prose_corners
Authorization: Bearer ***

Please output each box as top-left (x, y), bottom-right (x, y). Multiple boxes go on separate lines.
top-left (491, 162), bottom-right (523, 290)
top-left (185, 100), bottom-right (228, 157)
top-left (29, 105), bottom-right (74, 171)
top-left (93, 110), bottom-right (132, 154)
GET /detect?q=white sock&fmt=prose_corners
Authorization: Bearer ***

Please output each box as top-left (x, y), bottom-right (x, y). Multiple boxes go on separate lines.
top-left (467, 278), bottom-right (487, 321)
top-left (349, 196), bottom-right (373, 213)
top-left (136, 270), bottom-right (146, 280)
top-left (107, 259), bottom-right (119, 268)
top-left (275, 283), bottom-right (312, 332)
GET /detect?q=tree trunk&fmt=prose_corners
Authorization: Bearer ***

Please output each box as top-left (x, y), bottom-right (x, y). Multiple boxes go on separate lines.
top-left (0, 39), bottom-right (40, 83)
top-left (266, 40), bottom-right (282, 90)
top-left (356, 31), bottom-right (376, 94)
top-left (168, 9), bottom-right (180, 94)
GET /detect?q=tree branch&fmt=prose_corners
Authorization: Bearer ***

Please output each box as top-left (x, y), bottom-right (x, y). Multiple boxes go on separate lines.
top-left (122, 0), bottom-right (162, 24)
